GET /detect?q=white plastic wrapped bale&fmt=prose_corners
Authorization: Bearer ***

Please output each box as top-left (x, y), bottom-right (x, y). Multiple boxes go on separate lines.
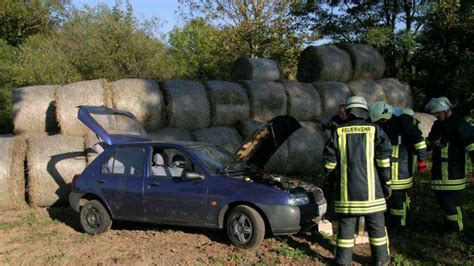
top-left (338, 44), bottom-right (385, 80)
top-left (27, 135), bottom-right (86, 207)
top-left (297, 45), bottom-right (352, 82)
top-left (13, 85), bottom-right (60, 135)
top-left (193, 127), bottom-right (243, 154)
top-left (148, 128), bottom-right (194, 142)
top-left (55, 79), bottom-right (110, 136)
top-left (376, 78), bottom-right (412, 108)
top-left (235, 120), bottom-right (289, 174)
top-left (242, 81), bottom-right (288, 122)
top-left (161, 80), bottom-right (211, 131)
top-left (0, 136), bottom-right (27, 211)
top-left (231, 57), bottom-right (282, 81)
top-left (204, 81), bottom-right (250, 127)
top-left (110, 79), bottom-right (165, 131)
top-left (313, 81), bottom-right (352, 124)
top-left (281, 80), bottom-right (322, 121)
top-left (347, 79), bottom-right (387, 106)
top-left (414, 112), bottom-right (436, 138)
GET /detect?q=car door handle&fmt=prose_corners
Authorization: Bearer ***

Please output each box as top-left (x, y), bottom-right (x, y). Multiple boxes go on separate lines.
top-left (148, 181), bottom-right (159, 188)
top-left (97, 179), bottom-right (106, 184)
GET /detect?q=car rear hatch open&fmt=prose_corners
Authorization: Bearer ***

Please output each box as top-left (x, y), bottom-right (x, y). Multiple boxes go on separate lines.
top-left (223, 115), bottom-right (301, 173)
top-left (78, 105), bottom-right (150, 145)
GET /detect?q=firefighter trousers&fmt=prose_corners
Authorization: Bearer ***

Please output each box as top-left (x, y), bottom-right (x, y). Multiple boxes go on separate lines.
top-left (335, 212), bottom-right (389, 265)
top-left (434, 190), bottom-right (463, 232)
top-left (386, 189), bottom-right (410, 236)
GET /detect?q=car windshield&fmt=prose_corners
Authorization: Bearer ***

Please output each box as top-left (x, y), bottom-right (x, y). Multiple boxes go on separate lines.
top-left (186, 144), bottom-right (253, 174)
top-left (90, 110), bottom-right (147, 137)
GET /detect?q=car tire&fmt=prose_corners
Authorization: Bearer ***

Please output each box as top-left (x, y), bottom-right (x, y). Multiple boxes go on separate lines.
top-left (226, 205), bottom-right (265, 249)
top-left (80, 200), bottom-right (112, 235)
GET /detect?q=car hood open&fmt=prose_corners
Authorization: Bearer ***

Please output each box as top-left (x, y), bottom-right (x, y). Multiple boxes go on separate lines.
top-left (78, 105), bottom-right (150, 145)
top-left (222, 116), bottom-right (301, 173)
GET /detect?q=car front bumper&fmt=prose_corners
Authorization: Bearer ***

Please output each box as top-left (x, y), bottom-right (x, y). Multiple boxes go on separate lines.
top-left (257, 200), bottom-right (327, 235)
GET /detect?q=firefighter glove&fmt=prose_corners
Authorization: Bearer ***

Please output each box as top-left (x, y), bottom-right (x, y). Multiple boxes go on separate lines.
top-left (383, 185), bottom-right (392, 199)
top-left (417, 161), bottom-right (428, 174)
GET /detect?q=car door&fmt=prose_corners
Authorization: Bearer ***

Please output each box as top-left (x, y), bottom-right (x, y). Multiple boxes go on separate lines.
top-left (99, 145), bottom-right (146, 220)
top-left (143, 146), bottom-right (208, 225)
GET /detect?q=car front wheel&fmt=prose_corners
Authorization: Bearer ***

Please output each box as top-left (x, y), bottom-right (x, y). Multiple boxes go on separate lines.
top-left (80, 200), bottom-right (112, 235)
top-left (226, 205), bottom-right (265, 249)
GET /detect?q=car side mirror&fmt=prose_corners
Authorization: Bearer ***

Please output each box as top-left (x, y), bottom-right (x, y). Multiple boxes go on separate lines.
top-left (184, 172), bottom-right (205, 181)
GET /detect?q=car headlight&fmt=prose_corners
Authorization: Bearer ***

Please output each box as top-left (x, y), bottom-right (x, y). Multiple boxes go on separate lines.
top-left (289, 192), bottom-right (310, 206)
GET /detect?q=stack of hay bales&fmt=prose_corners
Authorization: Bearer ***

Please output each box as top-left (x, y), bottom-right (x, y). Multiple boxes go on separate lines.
top-left (192, 127), bottom-right (243, 153)
top-left (231, 57), bottom-right (282, 81)
top-left (297, 45), bottom-right (352, 82)
top-left (242, 80), bottom-right (288, 121)
top-left (347, 79), bottom-right (387, 105)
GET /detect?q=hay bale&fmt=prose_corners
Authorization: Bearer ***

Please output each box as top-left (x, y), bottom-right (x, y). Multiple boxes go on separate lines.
top-left (414, 113), bottom-right (436, 138)
top-left (281, 80), bottom-right (322, 121)
top-left (55, 79), bottom-right (109, 136)
top-left (110, 79), bottom-right (164, 131)
top-left (0, 136), bottom-right (27, 211)
top-left (160, 80), bottom-right (211, 131)
top-left (13, 85), bottom-right (60, 135)
top-left (242, 81), bottom-right (288, 121)
top-left (235, 119), bottom-right (288, 174)
top-left (193, 127), bottom-right (243, 153)
top-left (84, 132), bottom-right (101, 165)
top-left (375, 78), bottom-right (412, 108)
top-left (148, 128), bottom-right (194, 142)
top-left (401, 83), bottom-right (413, 108)
top-left (231, 57), bottom-right (282, 81)
top-left (347, 79), bottom-right (387, 106)
top-left (313, 81), bottom-right (352, 124)
top-left (338, 44), bottom-right (385, 80)
top-left (297, 45), bottom-right (352, 82)
top-left (27, 135), bottom-right (86, 207)
top-left (286, 122), bottom-right (325, 175)
top-left (204, 81), bottom-right (250, 127)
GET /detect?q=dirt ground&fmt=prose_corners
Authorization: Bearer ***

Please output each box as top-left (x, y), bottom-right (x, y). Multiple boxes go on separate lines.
top-left (0, 207), bottom-right (376, 265)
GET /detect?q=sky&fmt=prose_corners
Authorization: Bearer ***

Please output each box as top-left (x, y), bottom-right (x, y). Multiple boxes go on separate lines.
top-left (71, 0), bottom-right (183, 34)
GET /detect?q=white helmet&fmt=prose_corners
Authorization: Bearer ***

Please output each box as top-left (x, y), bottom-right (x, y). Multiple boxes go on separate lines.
top-left (425, 97), bottom-right (454, 114)
top-left (370, 101), bottom-right (393, 122)
top-left (346, 96), bottom-right (368, 111)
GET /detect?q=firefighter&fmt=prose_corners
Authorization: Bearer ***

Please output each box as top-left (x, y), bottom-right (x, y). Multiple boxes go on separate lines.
top-left (425, 97), bottom-right (474, 233)
top-left (370, 102), bottom-right (428, 237)
top-left (323, 96), bottom-right (392, 265)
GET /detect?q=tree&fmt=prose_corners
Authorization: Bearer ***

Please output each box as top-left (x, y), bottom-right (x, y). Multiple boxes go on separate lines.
top-left (291, 1), bottom-right (429, 78)
top-left (0, 0), bottom-right (69, 46)
top-left (178, 0), bottom-right (317, 79)
top-left (169, 18), bottom-right (229, 80)
top-left (412, 1), bottom-right (473, 116)
top-left (0, 39), bottom-right (15, 133)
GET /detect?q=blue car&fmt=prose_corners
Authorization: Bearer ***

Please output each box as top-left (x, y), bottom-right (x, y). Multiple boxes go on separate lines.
top-left (70, 106), bottom-right (326, 249)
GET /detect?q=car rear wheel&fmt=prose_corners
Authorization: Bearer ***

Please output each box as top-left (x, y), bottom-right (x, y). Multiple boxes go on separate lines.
top-left (226, 205), bottom-right (265, 249)
top-left (80, 200), bottom-right (112, 235)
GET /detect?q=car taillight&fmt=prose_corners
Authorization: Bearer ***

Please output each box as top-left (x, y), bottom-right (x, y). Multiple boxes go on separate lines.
top-left (72, 174), bottom-right (81, 188)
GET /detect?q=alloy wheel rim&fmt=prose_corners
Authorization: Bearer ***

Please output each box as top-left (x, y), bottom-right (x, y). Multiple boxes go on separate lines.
top-left (229, 213), bottom-right (253, 244)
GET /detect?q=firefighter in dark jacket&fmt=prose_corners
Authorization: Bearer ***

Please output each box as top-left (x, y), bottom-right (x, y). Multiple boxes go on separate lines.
top-left (370, 101), bottom-right (428, 237)
top-left (425, 97), bottom-right (474, 233)
top-left (323, 96), bottom-right (393, 265)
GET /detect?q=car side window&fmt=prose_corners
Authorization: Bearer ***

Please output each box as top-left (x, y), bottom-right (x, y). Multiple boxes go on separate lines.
top-left (101, 146), bottom-right (145, 176)
top-left (150, 147), bottom-right (198, 178)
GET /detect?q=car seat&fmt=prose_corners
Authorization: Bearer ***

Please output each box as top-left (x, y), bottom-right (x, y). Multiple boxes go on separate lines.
top-left (151, 153), bottom-right (169, 176)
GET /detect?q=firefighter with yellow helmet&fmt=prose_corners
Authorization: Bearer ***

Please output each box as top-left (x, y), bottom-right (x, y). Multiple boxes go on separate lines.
top-left (370, 101), bottom-right (428, 237)
top-left (323, 96), bottom-right (392, 265)
top-left (425, 97), bottom-right (473, 233)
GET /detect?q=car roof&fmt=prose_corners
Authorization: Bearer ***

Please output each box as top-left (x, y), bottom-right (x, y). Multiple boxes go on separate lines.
top-left (113, 140), bottom-right (217, 147)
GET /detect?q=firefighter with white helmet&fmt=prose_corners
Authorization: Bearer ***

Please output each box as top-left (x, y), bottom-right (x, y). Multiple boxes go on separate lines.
top-left (370, 101), bottom-right (428, 237)
top-left (425, 97), bottom-right (473, 233)
top-left (323, 96), bottom-right (392, 265)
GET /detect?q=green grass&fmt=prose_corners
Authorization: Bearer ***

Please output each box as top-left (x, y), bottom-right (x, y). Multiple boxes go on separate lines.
top-left (0, 212), bottom-right (40, 231)
top-left (275, 244), bottom-right (306, 260)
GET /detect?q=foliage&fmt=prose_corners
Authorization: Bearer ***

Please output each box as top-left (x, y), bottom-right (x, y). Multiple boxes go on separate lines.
top-left (168, 18), bottom-right (228, 80)
top-left (0, 0), bottom-right (69, 47)
top-left (178, 0), bottom-right (317, 79)
top-left (0, 39), bottom-right (15, 134)
top-left (412, 1), bottom-right (474, 117)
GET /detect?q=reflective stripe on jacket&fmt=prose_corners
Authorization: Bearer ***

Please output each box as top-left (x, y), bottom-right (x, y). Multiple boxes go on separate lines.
top-left (323, 119), bottom-right (392, 214)
top-left (380, 114), bottom-right (427, 190)
top-left (427, 115), bottom-right (474, 191)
